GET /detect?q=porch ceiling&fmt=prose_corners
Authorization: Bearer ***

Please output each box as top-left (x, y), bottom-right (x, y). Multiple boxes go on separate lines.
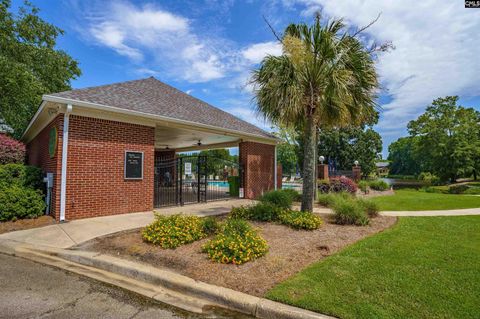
top-left (155, 125), bottom-right (240, 150)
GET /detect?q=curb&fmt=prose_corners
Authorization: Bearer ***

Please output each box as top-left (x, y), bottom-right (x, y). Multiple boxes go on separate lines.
top-left (0, 241), bottom-right (334, 319)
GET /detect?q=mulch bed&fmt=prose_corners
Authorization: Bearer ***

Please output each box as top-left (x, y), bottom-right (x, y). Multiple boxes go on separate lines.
top-left (77, 214), bottom-right (397, 297)
top-left (0, 215), bottom-right (56, 234)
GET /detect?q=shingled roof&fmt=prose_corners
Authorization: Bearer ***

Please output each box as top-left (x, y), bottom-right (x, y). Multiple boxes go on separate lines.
top-left (46, 77), bottom-right (274, 139)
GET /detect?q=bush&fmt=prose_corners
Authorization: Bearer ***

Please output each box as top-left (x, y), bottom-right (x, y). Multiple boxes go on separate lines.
top-left (0, 186), bottom-right (46, 221)
top-left (203, 219), bottom-right (268, 264)
top-left (357, 198), bottom-right (380, 217)
top-left (332, 197), bottom-right (369, 226)
top-left (142, 214), bottom-right (208, 249)
top-left (317, 179), bottom-right (331, 193)
top-left (202, 216), bottom-right (219, 235)
top-left (358, 180), bottom-right (369, 193)
top-left (448, 184), bottom-right (469, 194)
top-left (0, 134), bottom-right (25, 164)
top-left (317, 192), bottom-right (352, 207)
top-left (281, 188), bottom-right (301, 202)
top-left (248, 202), bottom-right (283, 221)
top-left (278, 210), bottom-right (323, 230)
top-left (229, 205), bottom-right (252, 219)
top-left (420, 186), bottom-right (445, 194)
top-left (368, 179), bottom-right (389, 191)
top-left (0, 164), bottom-right (44, 190)
top-left (330, 177), bottom-right (358, 194)
top-left (259, 190), bottom-right (293, 210)
top-left (418, 172), bottom-right (441, 186)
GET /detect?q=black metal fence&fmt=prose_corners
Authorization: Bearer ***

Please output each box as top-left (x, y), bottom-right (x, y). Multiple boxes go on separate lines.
top-left (154, 154), bottom-right (242, 208)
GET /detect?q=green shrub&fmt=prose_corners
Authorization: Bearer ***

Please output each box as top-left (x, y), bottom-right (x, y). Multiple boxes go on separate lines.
top-left (229, 205), bottom-right (252, 219)
top-left (418, 172), bottom-right (441, 186)
top-left (317, 192), bottom-right (352, 207)
top-left (248, 202), bottom-right (283, 221)
top-left (332, 197), bottom-right (369, 226)
top-left (203, 219), bottom-right (268, 264)
top-left (278, 210), bottom-right (323, 230)
top-left (0, 185), bottom-right (46, 221)
top-left (0, 164), bottom-right (44, 190)
top-left (368, 179), bottom-right (389, 191)
top-left (259, 190), bottom-right (292, 210)
top-left (357, 198), bottom-right (380, 217)
top-left (281, 188), bottom-right (301, 202)
top-left (202, 216), bottom-right (219, 235)
top-left (358, 180), bottom-right (369, 193)
top-left (448, 184), bottom-right (469, 194)
top-left (142, 214), bottom-right (207, 249)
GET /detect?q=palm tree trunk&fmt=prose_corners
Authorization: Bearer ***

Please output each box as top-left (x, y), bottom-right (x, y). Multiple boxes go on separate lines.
top-left (301, 114), bottom-right (316, 212)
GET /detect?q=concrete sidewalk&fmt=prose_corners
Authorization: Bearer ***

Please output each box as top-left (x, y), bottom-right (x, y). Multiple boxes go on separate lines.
top-left (0, 199), bottom-right (252, 249)
top-left (381, 207), bottom-right (480, 216)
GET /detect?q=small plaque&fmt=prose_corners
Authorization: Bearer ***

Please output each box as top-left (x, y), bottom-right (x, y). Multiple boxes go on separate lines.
top-left (125, 151), bottom-right (143, 179)
top-left (185, 162), bottom-right (192, 175)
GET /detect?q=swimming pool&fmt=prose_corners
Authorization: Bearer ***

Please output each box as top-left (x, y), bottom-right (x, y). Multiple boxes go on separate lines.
top-left (208, 181), bottom-right (229, 187)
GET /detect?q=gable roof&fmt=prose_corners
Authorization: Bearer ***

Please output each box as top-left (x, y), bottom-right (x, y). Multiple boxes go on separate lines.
top-left (44, 77), bottom-right (274, 140)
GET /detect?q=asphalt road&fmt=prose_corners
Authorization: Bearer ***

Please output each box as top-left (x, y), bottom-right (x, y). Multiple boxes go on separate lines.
top-left (0, 254), bottom-right (245, 319)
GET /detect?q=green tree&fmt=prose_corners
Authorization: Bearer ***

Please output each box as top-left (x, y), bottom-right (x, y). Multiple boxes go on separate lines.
top-left (407, 96), bottom-right (480, 182)
top-left (273, 127), bottom-right (299, 176)
top-left (387, 136), bottom-right (421, 176)
top-left (0, 0), bottom-right (81, 138)
top-left (252, 16), bottom-right (379, 211)
top-left (315, 126), bottom-right (382, 177)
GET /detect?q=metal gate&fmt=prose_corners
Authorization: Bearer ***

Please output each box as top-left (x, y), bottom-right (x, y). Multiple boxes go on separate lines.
top-left (154, 154), bottom-right (242, 208)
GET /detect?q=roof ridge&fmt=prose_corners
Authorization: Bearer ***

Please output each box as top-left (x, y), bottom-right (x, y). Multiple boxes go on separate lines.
top-left (52, 77), bottom-right (155, 96)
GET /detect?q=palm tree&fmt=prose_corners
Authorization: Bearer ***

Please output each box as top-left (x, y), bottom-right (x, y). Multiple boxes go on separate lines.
top-left (252, 16), bottom-right (379, 212)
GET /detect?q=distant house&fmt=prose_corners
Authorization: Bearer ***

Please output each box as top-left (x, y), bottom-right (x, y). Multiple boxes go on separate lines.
top-left (375, 162), bottom-right (390, 177)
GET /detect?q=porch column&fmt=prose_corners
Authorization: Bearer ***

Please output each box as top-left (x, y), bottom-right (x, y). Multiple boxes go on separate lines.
top-left (239, 141), bottom-right (276, 199)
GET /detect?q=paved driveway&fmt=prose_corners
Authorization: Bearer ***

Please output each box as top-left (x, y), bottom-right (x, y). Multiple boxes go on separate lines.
top-left (0, 254), bottom-right (188, 319)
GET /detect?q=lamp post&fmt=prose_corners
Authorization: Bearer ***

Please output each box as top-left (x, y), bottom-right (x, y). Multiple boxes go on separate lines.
top-left (319, 155), bottom-right (325, 164)
top-left (354, 160), bottom-right (359, 167)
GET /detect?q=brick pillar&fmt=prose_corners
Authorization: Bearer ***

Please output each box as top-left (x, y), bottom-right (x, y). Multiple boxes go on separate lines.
top-left (239, 141), bottom-right (275, 199)
top-left (277, 164), bottom-right (283, 189)
top-left (317, 164), bottom-right (329, 180)
top-left (352, 166), bottom-right (361, 182)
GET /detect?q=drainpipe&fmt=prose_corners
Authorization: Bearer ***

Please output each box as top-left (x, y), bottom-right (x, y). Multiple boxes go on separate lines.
top-left (59, 104), bottom-right (72, 222)
top-left (274, 145), bottom-right (277, 190)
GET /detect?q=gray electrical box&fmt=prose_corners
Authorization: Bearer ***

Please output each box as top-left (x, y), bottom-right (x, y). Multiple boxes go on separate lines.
top-left (43, 173), bottom-right (54, 188)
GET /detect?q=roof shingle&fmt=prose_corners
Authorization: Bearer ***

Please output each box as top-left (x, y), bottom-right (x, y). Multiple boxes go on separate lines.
top-left (48, 77), bottom-right (274, 139)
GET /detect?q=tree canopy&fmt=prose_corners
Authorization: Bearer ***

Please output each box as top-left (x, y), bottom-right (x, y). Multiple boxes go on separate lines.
top-left (389, 96), bottom-right (480, 182)
top-left (0, 0), bottom-right (81, 138)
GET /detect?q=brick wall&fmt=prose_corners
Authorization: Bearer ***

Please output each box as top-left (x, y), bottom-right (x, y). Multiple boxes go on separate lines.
top-left (65, 115), bottom-right (155, 220)
top-left (26, 115), bottom-right (63, 220)
top-left (239, 141), bottom-right (276, 199)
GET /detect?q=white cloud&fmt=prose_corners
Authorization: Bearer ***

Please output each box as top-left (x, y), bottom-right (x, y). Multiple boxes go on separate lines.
top-left (86, 1), bottom-right (225, 82)
top-left (291, 0), bottom-right (480, 138)
top-left (242, 41), bottom-right (282, 64)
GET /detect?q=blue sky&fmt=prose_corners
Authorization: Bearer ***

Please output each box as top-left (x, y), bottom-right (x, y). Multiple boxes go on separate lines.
top-left (12, 0), bottom-right (480, 157)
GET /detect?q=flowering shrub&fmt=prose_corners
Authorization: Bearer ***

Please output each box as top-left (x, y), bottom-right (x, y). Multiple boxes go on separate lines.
top-left (202, 218), bottom-right (268, 264)
top-left (0, 134), bottom-right (25, 164)
top-left (278, 210), bottom-right (323, 230)
top-left (142, 214), bottom-right (208, 249)
top-left (330, 177), bottom-right (358, 194)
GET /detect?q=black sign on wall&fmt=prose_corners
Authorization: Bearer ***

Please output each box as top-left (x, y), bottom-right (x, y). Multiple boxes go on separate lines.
top-left (125, 151), bottom-right (144, 179)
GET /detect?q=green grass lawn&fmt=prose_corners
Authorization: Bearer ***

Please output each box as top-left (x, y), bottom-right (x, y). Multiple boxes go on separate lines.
top-left (266, 216), bottom-right (480, 319)
top-left (370, 189), bottom-right (480, 211)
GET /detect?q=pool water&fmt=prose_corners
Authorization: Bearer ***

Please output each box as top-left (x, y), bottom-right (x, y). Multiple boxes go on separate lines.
top-left (208, 181), bottom-right (229, 187)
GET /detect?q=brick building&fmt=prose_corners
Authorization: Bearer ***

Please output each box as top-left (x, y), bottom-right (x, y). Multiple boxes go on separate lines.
top-left (22, 77), bottom-right (279, 221)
